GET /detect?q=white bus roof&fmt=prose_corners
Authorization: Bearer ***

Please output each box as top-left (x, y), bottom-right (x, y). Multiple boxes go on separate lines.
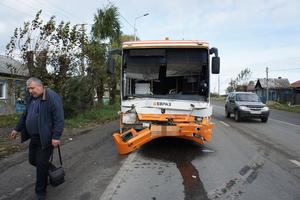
top-left (123, 40), bottom-right (209, 49)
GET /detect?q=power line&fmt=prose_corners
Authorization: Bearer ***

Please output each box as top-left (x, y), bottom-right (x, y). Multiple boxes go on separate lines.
top-left (35, 0), bottom-right (83, 22)
top-left (22, 0), bottom-right (82, 22)
top-left (18, 0), bottom-right (54, 19)
top-left (266, 67), bottom-right (269, 102)
top-left (0, 1), bottom-right (35, 17)
top-left (0, 1), bottom-right (56, 20)
top-left (119, 14), bottom-right (134, 29)
top-left (106, 0), bottom-right (134, 29)
top-left (270, 67), bottom-right (300, 71)
top-left (25, 0), bottom-right (70, 20)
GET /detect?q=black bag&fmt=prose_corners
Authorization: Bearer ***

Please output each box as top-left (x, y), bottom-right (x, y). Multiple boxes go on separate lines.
top-left (48, 145), bottom-right (65, 187)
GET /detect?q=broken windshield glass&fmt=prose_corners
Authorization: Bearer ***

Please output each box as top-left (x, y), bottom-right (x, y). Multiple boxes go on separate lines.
top-left (122, 48), bottom-right (209, 101)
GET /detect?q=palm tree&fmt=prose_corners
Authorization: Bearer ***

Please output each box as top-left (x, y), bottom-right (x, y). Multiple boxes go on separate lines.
top-left (92, 4), bottom-right (121, 44)
top-left (87, 4), bottom-right (121, 106)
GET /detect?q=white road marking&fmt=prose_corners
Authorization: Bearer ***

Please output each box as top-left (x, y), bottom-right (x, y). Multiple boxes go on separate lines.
top-left (219, 121), bottom-right (230, 127)
top-left (270, 118), bottom-right (300, 128)
top-left (290, 160), bottom-right (300, 167)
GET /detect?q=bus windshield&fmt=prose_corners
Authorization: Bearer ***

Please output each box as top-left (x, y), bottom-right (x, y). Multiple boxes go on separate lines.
top-left (122, 48), bottom-right (209, 101)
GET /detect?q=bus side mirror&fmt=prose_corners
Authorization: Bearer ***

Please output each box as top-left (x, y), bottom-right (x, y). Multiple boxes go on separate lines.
top-left (107, 56), bottom-right (115, 74)
top-left (107, 49), bottom-right (122, 75)
top-left (212, 56), bottom-right (220, 74)
top-left (210, 47), bottom-right (220, 74)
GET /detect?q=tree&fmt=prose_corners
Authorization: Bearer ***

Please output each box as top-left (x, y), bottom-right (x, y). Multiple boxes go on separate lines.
top-left (6, 10), bottom-right (86, 88)
top-left (226, 68), bottom-right (252, 93)
top-left (92, 4), bottom-right (121, 44)
top-left (235, 68), bottom-right (252, 87)
top-left (6, 10), bottom-right (89, 117)
top-left (6, 10), bottom-right (55, 84)
top-left (226, 78), bottom-right (236, 93)
top-left (87, 4), bottom-right (121, 106)
top-left (5, 5), bottom-right (123, 116)
top-left (84, 41), bottom-right (107, 106)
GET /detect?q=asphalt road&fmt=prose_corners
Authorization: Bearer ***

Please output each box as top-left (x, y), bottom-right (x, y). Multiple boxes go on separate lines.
top-left (0, 103), bottom-right (299, 200)
top-left (0, 120), bottom-right (125, 200)
top-left (100, 102), bottom-right (300, 200)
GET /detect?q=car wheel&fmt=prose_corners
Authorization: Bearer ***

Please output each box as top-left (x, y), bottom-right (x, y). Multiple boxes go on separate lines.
top-left (261, 117), bottom-right (268, 123)
top-left (234, 111), bottom-right (241, 122)
top-left (225, 108), bottom-right (230, 118)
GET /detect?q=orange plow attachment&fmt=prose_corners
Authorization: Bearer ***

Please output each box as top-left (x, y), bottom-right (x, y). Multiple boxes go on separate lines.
top-left (113, 118), bottom-right (214, 154)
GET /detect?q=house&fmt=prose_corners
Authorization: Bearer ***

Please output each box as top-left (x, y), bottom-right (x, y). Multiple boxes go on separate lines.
top-left (291, 80), bottom-right (300, 105)
top-left (0, 55), bottom-right (29, 115)
top-left (255, 77), bottom-right (292, 103)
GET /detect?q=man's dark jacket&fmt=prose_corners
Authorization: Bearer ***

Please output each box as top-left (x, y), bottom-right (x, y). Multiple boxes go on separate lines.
top-left (15, 88), bottom-right (64, 149)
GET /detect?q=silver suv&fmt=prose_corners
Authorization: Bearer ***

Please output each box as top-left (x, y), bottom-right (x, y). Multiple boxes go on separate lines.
top-left (225, 92), bottom-right (270, 122)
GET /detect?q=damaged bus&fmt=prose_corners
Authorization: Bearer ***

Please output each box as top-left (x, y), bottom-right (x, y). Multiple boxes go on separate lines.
top-left (108, 40), bottom-right (220, 154)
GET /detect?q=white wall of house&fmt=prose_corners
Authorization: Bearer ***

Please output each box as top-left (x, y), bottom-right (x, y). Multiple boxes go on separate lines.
top-left (0, 81), bottom-right (7, 99)
top-left (0, 78), bottom-right (27, 115)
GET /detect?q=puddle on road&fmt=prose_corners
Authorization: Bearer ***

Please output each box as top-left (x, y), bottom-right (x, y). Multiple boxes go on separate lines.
top-left (139, 138), bottom-right (210, 200)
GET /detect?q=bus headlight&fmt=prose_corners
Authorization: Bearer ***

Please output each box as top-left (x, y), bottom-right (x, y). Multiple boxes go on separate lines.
top-left (122, 113), bottom-right (137, 124)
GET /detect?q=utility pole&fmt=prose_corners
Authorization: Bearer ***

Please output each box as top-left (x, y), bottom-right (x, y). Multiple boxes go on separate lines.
top-left (266, 67), bottom-right (269, 102)
top-left (218, 74), bottom-right (220, 97)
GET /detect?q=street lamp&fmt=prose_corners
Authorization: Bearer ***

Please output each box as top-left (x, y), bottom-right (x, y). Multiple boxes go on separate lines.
top-left (134, 13), bottom-right (149, 41)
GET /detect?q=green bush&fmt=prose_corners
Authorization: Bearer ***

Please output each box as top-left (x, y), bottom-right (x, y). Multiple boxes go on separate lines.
top-left (65, 103), bottom-right (120, 128)
top-left (0, 114), bottom-right (20, 128)
top-left (60, 77), bottom-right (94, 118)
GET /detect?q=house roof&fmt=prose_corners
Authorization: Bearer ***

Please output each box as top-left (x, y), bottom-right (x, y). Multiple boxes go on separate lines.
top-left (291, 80), bottom-right (300, 88)
top-left (256, 78), bottom-right (290, 89)
top-left (0, 55), bottom-right (28, 77)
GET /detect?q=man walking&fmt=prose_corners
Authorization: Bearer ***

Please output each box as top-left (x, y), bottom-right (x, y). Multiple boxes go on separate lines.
top-left (10, 77), bottom-right (64, 200)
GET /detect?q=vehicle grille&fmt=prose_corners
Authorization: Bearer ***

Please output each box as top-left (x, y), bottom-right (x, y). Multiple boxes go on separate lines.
top-left (249, 107), bottom-right (261, 111)
top-left (245, 105), bottom-right (263, 111)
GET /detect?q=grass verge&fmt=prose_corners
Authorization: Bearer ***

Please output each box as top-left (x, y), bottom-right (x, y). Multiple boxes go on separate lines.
top-left (0, 103), bottom-right (120, 159)
top-left (0, 114), bottom-right (21, 128)
top-left (267, 101), bottom-right (300, 113)
top-left (0, 103), bottom-right (120, 128)
top-left (211, 96), bottom-right (226, 101)
top-left (65, 103), bottom-right (120, 128)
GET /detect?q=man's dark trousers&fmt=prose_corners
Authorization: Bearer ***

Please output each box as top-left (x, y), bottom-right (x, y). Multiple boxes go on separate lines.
top-left (29, 138), bottom-right (53, 196)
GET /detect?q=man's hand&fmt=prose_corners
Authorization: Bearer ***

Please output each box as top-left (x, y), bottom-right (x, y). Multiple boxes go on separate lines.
top-left (10, 130), bottom-right (17, 139)
top-left (52, 139), bottom-right (61, 147)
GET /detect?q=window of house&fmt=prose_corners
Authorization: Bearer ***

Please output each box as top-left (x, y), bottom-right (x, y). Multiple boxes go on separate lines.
top-left (0, 81), bottom-right (7, 99)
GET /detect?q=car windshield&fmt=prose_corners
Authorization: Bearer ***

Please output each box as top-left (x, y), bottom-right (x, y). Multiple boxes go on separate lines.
top-left (236, 93), bottom-right (260, 102)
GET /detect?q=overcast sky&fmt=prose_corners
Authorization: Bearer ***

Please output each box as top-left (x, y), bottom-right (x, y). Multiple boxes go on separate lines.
top-left (0, 0), bottom-right (299, 94)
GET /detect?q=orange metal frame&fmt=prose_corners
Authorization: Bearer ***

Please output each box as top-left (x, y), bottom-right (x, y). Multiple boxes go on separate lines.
top-left (113, 114), bottom-right (214, 154)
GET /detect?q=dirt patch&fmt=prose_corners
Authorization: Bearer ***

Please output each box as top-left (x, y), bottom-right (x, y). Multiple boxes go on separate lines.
top-left (0, 127), bottom-right (27, 159)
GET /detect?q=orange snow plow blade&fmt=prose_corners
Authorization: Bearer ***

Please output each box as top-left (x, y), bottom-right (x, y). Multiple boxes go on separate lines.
top-left (113, 117), bottom-right (214, 154)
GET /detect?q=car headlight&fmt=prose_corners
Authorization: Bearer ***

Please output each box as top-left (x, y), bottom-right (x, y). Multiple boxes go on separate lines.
top-left (239, 106), bottom-right (249, 111)
top-left (261, 106), bottom-right (269, 111)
